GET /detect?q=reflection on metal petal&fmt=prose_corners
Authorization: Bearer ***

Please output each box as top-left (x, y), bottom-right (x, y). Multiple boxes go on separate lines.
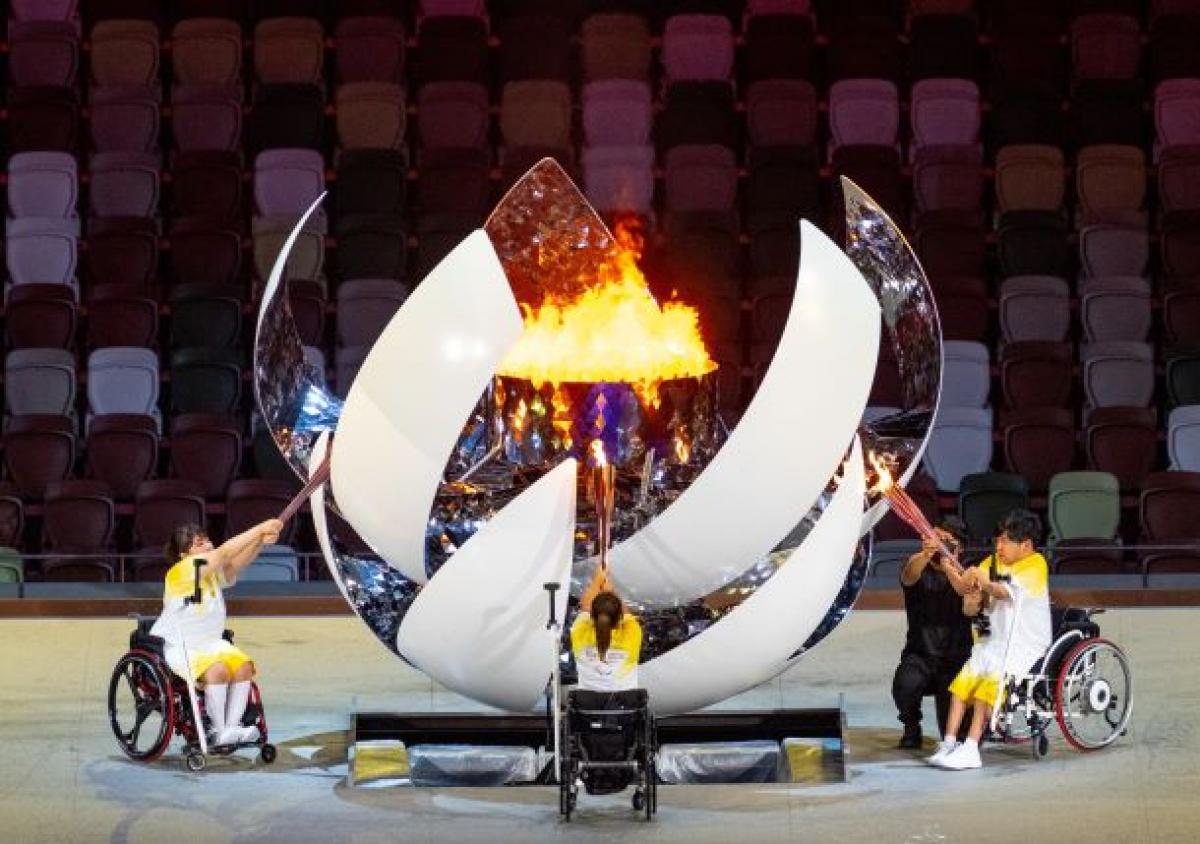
top-left (309, 432), bottom-right (420, 659)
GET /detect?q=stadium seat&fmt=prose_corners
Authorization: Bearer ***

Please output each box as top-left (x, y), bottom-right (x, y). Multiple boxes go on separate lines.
top-left (41, 481), bottom-right (116, 582)
top-left (85, 414), bottom-right (158, 499)
top-left (1085, 406), bottom-right (1158, 490)
top-left (2, 415), bottom-right (76, 499)
top-left (1079, 276), bottom-right (1152, 342)
top-left (998, 275), bottom-right (1071, 343)
top-left (169, 414), bottom-right (243, 499)
top-left (1001, 407), bottom-right (1077, 492)
top-left (1081, 341), bottom-right (1155, 408)
top-left (958, 471), bottom-right (1030, 543)
top-left (335, 15), bottom-right (406, 84)
top-left (924, 407), bottom-right (995, 493)
top-left (88, 151), bottom-right (160, 218)
top-left (6, 152), bottom-right (78, 218)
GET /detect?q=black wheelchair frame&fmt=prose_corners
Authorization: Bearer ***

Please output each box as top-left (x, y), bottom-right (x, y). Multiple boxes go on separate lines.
top-left (108, 615), bottom-right (276, 772)
top-left (558, 688), bottom-right (658, 822)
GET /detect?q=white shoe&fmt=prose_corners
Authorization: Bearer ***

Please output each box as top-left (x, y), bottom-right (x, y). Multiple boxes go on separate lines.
top-left (215, 727), bottom-right (243, 746)
top-left (940, 741), bottom-right (982, 770)
top-left (926, 740), bottom-right (958, 767)
top-left (236, 725), bottom-right (261, 744)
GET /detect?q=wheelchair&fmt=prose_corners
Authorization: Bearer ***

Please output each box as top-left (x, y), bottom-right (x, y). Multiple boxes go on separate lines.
top-left (988, 606), bottom-right (1133, 759)
top-left (558, 689), bottom-right (658, 822)
top-left (108, 615), bottom-right (276, 772)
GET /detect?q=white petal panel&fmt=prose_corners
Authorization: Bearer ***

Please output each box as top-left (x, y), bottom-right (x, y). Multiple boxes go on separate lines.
top-left (608, 221), bottom-right (880, 604)
top-left (396, 459), bottom-right (578, 712)
top-left (640, 436), bottom-right (867, 716)
top-left (330, 230), bottom-right (522, 582)
top-left (308, 432), bottom-right (359, 614)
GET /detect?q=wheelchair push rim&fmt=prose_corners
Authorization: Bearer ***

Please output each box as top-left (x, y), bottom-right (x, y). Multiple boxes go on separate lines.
top-left (109, 651), bottom-right (175, 762)
top-left (1054, 637), bottom-right (1133, 751)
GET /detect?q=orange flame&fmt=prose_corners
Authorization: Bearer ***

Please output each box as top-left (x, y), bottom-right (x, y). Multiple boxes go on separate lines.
top-left (590, 438), bottom-right (608, 467)
top-left (498, 217), bottom-right (717, 406)
top-left (867, 451), bottom-right (896, 496)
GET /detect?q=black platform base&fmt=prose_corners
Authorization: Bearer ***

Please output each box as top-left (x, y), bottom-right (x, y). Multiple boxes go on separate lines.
top-left (349, 708), bottom-right (845, 788)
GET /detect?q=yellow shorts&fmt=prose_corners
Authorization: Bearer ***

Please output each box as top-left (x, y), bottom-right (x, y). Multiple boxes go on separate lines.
top-left (948, 665), bottom-right (1000, 707)
top-left (190, 642), bottom-right (254, 682)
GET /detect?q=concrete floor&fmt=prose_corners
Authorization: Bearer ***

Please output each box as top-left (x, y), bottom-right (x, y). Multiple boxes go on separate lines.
top-left (1, 609), bottom-right (1196, 844)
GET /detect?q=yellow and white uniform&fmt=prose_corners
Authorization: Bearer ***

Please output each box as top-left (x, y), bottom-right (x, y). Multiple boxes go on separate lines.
top-left (570, 611), bottom-right (642, 692)
top-left (149, 555), bottom-right (253, 681)
top-left (949, 552), bottom-right (1052, 707)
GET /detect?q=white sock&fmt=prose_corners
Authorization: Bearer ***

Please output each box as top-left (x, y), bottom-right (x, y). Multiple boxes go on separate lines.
top-left (226, 681), bottom-right (259, 743)
top-left (205, 684), bottom-right (228, 738)
top-left (940, 737), bottom-right (958, 750)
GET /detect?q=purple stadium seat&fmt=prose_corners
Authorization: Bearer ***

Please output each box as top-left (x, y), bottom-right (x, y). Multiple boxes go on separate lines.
top-left (828, 79), bottom-right (900, 153)
top-left (88, 151), bottom-right (160, 218)
top-left (8, 21), bottom-right (80, 87)
top-left (942, 341), bottom-right (991, 408)
top-left (1081, 341), bottom-right (1156, 408)
top-left (1168, 405), bottom-right (1200, 471)
top-left (1080, 276), bottom-right (1153, 342)
top-left (86, 414), bottom-right (158, 499)
top-left (41, 480), bottom-right (116, 581)
top-left (909, 79), bottom-right (981, 154)
top-left (1071, 14), bottom-right (1141, 82)
top-left (663, 145), bottom-right (738, 214)
top-left (4, 285), bottom-right (77, 349)
top-left (923, 406), bottom-right (995, 493)
top-left (11, 0), bottom-right (79, 21)
top-left (254, 16), bottom-right (326, 85)
top-left (336, 279), bottom-right (410, 348)
top-left (661, 14), bottom-right (734, 83)
top-left (1078, 223), bottom-right (1150, 278)
top-left (998, 275), bottom-right (1071, 343)
top-left (745, 80), bottom-right (818, 148)
top-left (86, 347), bottom-right (161, 425)
top-left (336, 16), bottom-right (406, 84)
top-left (171, 18), bottom-right (243, 87)
top-left (1085, 406), bottom-right (1157, 490)
top-left (6, 152), bottom-right (78, 219)
top-left (90, 19), bottom-right (160, 87)
top-left (1002, 407), bottom-right (1077, 493)
top-left (89, 86), bottom-right (161, 152)
top-left (1000, 342), bottom-right (1073, 408)
top-left (169, 414), bottom-right (243, 499)
top-left (911, 145), bottom-right (985, 213)
top-left (86, 216), bottom-right (159, 289)
top-left (86, 284), bottom-right (159, 349)
top-left (581, 145), bottom-right (655, 215)
top-left (171, 85), bottom-right (243, 151)
top-left (3, 415), bottom-right (76, 500)
top-left (6, 217), bottom-right (79, 289)
top-left (254, 148), bottom-right (326, 216)
top-left (336, 82), bottom-right (408, 150)
top-left (582, 80), bottom-right (653, 146)
top-left (1154, 78), bottom-right (1200, 157)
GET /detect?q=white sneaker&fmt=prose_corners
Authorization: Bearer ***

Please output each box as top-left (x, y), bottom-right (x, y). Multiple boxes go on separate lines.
top-left (236, 725), bottom-right (261, 744)
top-left (940, 741), bottom-right (982, 770)
top-left (214, 727), bottom-right (243, 746)
top-left (926, 740), bottom-right (958, 767)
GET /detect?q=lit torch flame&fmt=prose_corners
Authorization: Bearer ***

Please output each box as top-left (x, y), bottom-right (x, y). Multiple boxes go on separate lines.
top-left (498, 217), bottom-right (716, 408)
top-left (868, 450), bottom-right (960, 570)
top-left (589, 439), bottom-right (616, 572)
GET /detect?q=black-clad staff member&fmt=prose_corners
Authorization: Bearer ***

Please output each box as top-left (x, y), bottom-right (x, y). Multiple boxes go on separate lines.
top-left (892, 517), bottom-right (974, 749)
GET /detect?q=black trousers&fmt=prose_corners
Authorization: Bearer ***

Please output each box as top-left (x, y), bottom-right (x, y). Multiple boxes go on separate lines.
top-left (892, 652), bottom-right (966, 735)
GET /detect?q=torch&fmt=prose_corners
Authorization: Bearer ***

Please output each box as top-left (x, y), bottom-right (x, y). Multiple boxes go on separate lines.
top-left (277, 453), bottom-right (332, 524)
top-left (589, 439), bottom-right (616, 572)
top-left (868, 451), bottom-right (964, 575)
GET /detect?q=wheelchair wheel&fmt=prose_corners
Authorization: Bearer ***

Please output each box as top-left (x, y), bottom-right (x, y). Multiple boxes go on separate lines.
top-left (108, 652), bottom-right (175, 763)
top-left (260, 744), bottom-right (277, 764)
top-left (1054, 637), bottom-right (1133, 751)
top-left (185, 750), bottom-right (206, 772)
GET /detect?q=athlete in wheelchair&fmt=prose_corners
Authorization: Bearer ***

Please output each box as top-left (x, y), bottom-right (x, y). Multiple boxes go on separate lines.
top-left (108, 519), bottom-right (284, 771)
top-left (929, 511), bottom-right (1132, 769)
top-left (558, 567), bottom-right (657, 821)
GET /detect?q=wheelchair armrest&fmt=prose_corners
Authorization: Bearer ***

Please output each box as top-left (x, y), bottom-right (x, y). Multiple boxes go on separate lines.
top-left (222, 629), bottom-right (235, 643)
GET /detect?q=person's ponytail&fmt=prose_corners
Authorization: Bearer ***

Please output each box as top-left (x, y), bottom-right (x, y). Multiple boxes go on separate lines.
top-left (591, 592), bottom-right (623, 658)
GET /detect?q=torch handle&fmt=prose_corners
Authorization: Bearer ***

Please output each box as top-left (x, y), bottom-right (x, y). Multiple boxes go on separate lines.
top-left (278, 454), bottom-right (332, 523)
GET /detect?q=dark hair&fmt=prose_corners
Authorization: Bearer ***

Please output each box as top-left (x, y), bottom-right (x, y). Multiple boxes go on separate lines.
top-left (165, 523), bottom-right (207, 564)
top-left (997, 509), bottom-right (1042, 546)
top-left (937, 516), bottom-right (969, 553)
top-left (591, 591), bottom-right (623, 658)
